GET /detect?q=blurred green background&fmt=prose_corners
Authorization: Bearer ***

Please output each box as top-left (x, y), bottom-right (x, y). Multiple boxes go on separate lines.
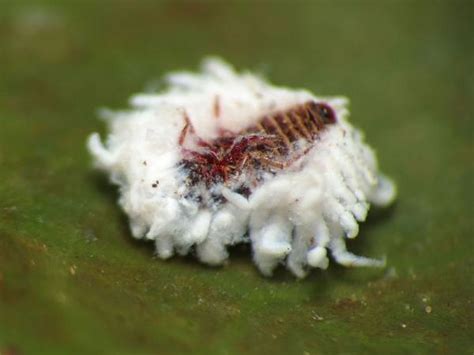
top-left (0, 1), bottom-right (472, 354)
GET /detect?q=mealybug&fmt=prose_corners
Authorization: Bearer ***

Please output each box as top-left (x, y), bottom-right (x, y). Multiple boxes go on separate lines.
top-left (88, 58), bottom-right (396, 277)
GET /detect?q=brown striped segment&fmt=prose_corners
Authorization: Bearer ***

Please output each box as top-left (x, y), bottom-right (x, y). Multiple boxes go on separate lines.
top-left (272, 114), bottom-right (296, 143)
top-left (294, 106), bottom-right (316, 137)
top-left (255, 122), bottom-right (266, 133)
top-left (283, 113), bottom-right (302, 143)
top-left (288, 111), bottom-right (312, 141)
top-left (305, 104), bottom-right (324, 131)
top-left (260, 117), bottom-right (278, 136)
top-left (242, 101), bottom-right (336, 152)
top-left (265, 115), bottom-right (292, 148)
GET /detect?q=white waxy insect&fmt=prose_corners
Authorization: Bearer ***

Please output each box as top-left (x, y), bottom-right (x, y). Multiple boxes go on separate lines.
top-left (87, 57), bottom-right (396, 278)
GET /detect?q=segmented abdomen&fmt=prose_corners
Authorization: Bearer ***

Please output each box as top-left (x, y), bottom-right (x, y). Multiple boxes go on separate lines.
top-left (243, 101), bottom-right (337, 155)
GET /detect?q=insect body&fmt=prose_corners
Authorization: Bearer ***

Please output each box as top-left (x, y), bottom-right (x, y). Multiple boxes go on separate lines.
top-left (179, 101), bottom-right (337, 206)
top-left (88, 58), bottom-right (397, 278)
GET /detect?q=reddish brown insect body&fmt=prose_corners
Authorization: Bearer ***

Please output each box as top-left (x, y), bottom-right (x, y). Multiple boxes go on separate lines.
top-left (179, 101), bottom-right (337, 200)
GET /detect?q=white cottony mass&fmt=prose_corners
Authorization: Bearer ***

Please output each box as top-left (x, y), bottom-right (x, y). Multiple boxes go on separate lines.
top-left (87, 57), bottom-right (396, 278)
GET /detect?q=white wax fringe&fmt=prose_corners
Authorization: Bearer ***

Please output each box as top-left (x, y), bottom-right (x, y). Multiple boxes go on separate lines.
top-left (87, 57), bottom-right (396, 277)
